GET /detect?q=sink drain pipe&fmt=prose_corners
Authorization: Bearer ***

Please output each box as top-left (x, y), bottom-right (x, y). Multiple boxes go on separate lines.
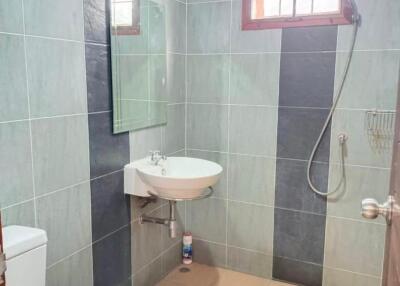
top-left (140, 200), bottom-right (178, 238)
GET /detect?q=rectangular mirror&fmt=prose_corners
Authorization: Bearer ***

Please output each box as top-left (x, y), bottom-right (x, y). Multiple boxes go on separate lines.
top-left (110, 0), bottom-right (167, 133)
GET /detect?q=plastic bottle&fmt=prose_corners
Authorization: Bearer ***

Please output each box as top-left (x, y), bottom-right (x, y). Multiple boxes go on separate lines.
top-left (182, 232), bottom-right (193, 265)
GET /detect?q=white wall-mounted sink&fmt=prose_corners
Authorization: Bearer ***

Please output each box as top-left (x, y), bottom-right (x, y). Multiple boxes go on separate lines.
top-left (124, 157), bottom-right (223, 200)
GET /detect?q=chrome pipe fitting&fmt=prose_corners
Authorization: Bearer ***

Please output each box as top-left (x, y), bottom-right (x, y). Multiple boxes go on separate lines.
top-left (140, 200), bottom-right (178, 238)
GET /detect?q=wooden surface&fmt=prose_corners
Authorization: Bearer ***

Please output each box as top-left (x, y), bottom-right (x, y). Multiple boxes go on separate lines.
top-left (0, 213), bottom-right (5, 286)
top-left (383, 68), bottom-right (400, 286)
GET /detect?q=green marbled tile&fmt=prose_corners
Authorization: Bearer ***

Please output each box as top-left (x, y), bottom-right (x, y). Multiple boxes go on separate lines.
top-left (0, 121), bottom-right (34, 208)
top-left (26, 37), bottom-right (87, 118)
top-left (46, 247), bottom-right (93, 286)
top-left (0, 34), bottom-right (28, 122)
top-left (0, 1), bottom-right (24, 33)
top-left (31, 115), bottom-right (90, 195)
top-left (23, 0), bottom-right (84, 41)
top-left (36, 182), bottom-right (92, 266)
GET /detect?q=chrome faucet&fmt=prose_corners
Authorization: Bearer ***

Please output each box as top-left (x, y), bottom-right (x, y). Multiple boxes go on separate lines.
top-left (149, 150), bottom-right (167, 166)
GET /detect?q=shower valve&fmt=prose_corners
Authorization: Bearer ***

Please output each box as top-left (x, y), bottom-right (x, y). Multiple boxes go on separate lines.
top-left (338, 133), bottom-right (348, 144)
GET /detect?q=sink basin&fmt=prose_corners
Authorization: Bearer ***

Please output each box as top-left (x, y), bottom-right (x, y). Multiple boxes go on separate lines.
top-left (124, 157), bottom-right (223, 200)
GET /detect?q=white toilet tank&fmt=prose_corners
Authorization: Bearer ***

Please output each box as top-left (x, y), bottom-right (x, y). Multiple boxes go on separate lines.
top-left (3, 225), bottom-right (48, 286)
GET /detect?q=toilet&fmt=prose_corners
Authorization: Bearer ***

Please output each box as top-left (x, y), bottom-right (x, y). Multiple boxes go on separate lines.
top-left (2, 225), bottom-right (48, 286)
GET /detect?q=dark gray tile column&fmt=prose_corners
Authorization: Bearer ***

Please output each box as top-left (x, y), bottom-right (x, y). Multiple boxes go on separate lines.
top-left (273, 26), bottom-right (338, 286)
top-left (84, 0), bottom-right (132, 285)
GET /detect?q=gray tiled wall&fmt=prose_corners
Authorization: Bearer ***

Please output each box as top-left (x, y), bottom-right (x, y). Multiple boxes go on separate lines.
top-left (185, 0), bottom-right (279, 278)
top-left (272, 25), bottom-right (336, 286)
top-left (126, 1), bottom-right (187, 283)
top-left (183, 1), bottom-right (400, 286)
top-left (0, 0), bottom-right (94, 285)
top-left (1, 0), bottom-right (399, 286)
top-left (323, 1), bottom-right (400, 285)
top-left (0, 0), bottom-right (186, 286)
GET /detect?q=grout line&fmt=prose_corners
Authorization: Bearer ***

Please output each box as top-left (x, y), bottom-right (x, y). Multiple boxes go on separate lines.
top-left (186, 102), bottom-right (278, 108)
top-left (1, 31), bottom-right (398, 54)
top-left (90, 168), bottom-right (124, 181)
top-left (48, 217), bottom-right (157, 272)
top-left (20, 0), bottom-right (38, 228)
top-left (34, 180), bottom-right (91, 201)
top-left (80, 1), bottom-right (94, 278)
top-left (187, 51), bottom-right (281, 56)
top-left (0, 118), bottom-right (29, 125)
top-left (0, 31), bottom-right (85, 44)
top-left (187, 0), bottom-right (232, 5)
top-left (185, 148), bottom-right (392, 170)
top-left (193, 237), bottom-right (271, 256)
top-left (146, 4), bottom-right (151, 123)
top-left (335, 107), bottom-right (397, 112)
top-left (114, 51), bottom-right (187, 56)
top-left (193, 236), bottom-right (382, 280)
top-left (0, 105), bottom-right (396, 125)
top-left (132, 239), bottom-right (182, 278)
top-left (167, 148), bottom-right (186, 156)
top-left (185, 49), bottom-right (400, 55)
top-left (195, 196), bottom-right (387, 226)
top-left (167, 102), bottom-right (186, 106)
top-left (26, 34), bottom-right (85, 44)
top-left (273, 255), bottom-right (325, 268)
top-left (30, 112), bottom-right (88, 121)
top-left (184, 0), bottom-right (188, 157)
top-left (31, 169), bottom-right (124, 202)
top-left (2, 192), bottom-right (385, 228)
top-left (173, 0), bottom-right (187, 5)
top-left (92, 222), bottom-right (131, 245)
top-left (85, 41), bottom-right (110, 47)
top-left (322, 196), bottom-right (330, 275)
top-left (322, 265), bottom-right (382, 280)
top-left (185, 102), bottom-right (397, 113)
top-left (0, 198), bottom-right (35, 211)
top-left (87, 110), bottom-right (112, 115)
top-left (115, 52), bottom-right (173, 56)
top-left (46, 243), bottom-right (93, 270)
top-left (325, 214), bottom-right (387, 226)
top-left (272, 26), bottom-right (282, 266)
top-left (224, 0), bottom-right (233, 268)
top-left (193, 237), bottom-right (227, 247)
top-left (184, 0), bottom-right (189, 230)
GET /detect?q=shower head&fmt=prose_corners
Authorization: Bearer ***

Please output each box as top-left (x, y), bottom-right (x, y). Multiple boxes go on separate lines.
top-left (349, 0), bottom-right (362, 26)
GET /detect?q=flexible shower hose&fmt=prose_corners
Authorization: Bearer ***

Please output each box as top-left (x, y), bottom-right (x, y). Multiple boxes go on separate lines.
top-left (307, 15), bottom-right (360, 197)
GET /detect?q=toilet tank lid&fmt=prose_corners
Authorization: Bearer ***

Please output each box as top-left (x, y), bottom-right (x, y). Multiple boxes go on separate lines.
top-left (2, 225), bottom-right (48, 259)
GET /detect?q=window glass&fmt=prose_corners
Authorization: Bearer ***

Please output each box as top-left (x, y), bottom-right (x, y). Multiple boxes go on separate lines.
top-left (251, 0), bottom-right (341, 19)
top-left (245, 0), bottom-right (349, 30)
top-left (281, 0), bottom-right (294, 16)
top-left (264, 0), bottom-right (280, 18)
top-left (296, 0), bottom-right (313, 15)
top-left (113, 1), bottom-right (133, 27)
top-left (313, 0), bottom-right (340, 13)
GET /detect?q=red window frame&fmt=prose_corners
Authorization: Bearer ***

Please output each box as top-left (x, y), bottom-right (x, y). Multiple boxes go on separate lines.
top-left (112, 0), bottom-right (140, 36)
top-left (242, 0), bottom-right (354, 30)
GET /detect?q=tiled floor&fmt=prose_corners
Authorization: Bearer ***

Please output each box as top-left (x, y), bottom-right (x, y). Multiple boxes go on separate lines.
top-left (157, 263), bottom-right (294, 286)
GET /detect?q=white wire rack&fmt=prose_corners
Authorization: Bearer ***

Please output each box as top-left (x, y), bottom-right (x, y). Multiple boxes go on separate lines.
top-left (365, 109), bottom-right (396, 151)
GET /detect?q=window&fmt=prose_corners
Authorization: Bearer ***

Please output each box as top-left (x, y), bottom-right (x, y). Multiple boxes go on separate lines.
top-left (242, 0), bottom-right (353, 30)
top-left (111, 0), bottom-right (140, 35)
